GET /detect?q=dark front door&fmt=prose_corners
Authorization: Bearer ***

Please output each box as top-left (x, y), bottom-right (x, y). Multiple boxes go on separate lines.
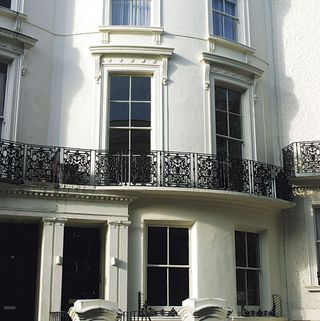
top-left (0, 222), bottom-right (39, 321)
top-left (61, 227), bottom-right (101, 312)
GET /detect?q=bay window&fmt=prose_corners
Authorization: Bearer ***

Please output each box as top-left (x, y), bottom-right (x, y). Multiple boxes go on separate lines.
top-left (112, 0), bottom-right (151, 26)
top-left (147, 226), bottom-right (189, 306)
top-left (212, 0), bottom-right (238, 41)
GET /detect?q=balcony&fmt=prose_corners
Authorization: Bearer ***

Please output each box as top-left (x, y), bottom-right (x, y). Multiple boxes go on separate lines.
top-left (283, 141), bottom-right (320, 178)
top-left (0, 139), bottom-right (292, 201)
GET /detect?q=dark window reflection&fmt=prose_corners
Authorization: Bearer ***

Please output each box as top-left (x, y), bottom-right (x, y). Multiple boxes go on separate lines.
top-left (147, 267), bottom-right (167, 306)
top-left (169, 228), bottom-right (189, 265)
top-left (169, 268), bottom-right (189, 306)
top-left (109, 129), bottom-right (129, 153)
top-left (131, 130), bottom-right (150, 154)
top-left (110, 102), bottom-right (129, 127)
top-left (235, 231), bottom-right (246, 267)
top-left (148, 227), bottom-right (167, 265)
top-left (110, 76), bottom-right (129, 100)
top-left (131, 77), bottom-right (151, 101)
top-left (131, 102), bottom-right (151, 127)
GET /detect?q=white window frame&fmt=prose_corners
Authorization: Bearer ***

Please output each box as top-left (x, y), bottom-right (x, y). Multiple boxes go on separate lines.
top-left (146, 224), bottom-right (190, 308)
top-left (103, 0), bottom-right (161, 27)
top-left (207, 0), bottom-right (251, 46)
top-left (0, 0), bottom-right (24, 13)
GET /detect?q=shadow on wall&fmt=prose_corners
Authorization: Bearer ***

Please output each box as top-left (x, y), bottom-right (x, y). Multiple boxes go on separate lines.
top-left (270, 0), bottom-right (298, 148)
top-left (47, 0), bottom-right (84, 147)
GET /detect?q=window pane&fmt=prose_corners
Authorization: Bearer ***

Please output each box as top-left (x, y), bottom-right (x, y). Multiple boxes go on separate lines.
top-left (147, 267), bottom-right (167, 306)
top-left (131, 102), bottom-right (151, 127)
top-left (229, 114), bottom-right (241, 139)
top-left (0, 0), bottom-right (11, 8)
top-left (224, 16), bottom-right (237, 41)
top-left (109, 129), bottom-right (129, 153)
top-left (228, 90), bottom-right (241, 114)
top-left (110, 102), bottom-right (129, 127)
top-left (212, 0), bottom-right (223, 10)
top-left (228, 140), bottom-right (242, 159)
top-left (213, 12), bottom-right (224, 37)
top-left (0, 119), bottom-right (2, 138)
top-left (131, 77), bottom-right (151, 101)
top-left (131, 130), bottom-right (150, 154)
top-left (169, 228), bottom-right (189, 265)
top-left (225, 1), bottom-right (236, 16)
top-left (247, 233), bottom-right (260, 268)
top-left (216, 111), bottom-right (228, 136)
top-left (317, 243), bottom-right (320, 279)
top-left (0, 63), bottom-right (7, 117)
top-left (148, 227), bottom-right (167, 264)
top-left (215, 87), bottom-right (227, 111)
top-left (169, 268), bottom-right (189, 306)
top-left (235, 231), bottom-right (246, 267)
top-left (110, 76), bottom-right (129, 100)
top-left (247, 270), bottom-right (260, 305)
top-left (217, 136), bottom-right (227, 156)
top-left (112, 0), bottom-right (130, 25)
top-left (236, 269), bottom-right (246, 305)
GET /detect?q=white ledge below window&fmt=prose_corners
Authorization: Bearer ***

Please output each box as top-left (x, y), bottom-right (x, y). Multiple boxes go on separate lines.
top-left (99, 26), bottom-right (164, 45)
top-left (0, 6), bottom-right (26, 19)
top-left (305, 285), bottom-right (320, 292)
top-left (208, 35), bottom-right (255, 55)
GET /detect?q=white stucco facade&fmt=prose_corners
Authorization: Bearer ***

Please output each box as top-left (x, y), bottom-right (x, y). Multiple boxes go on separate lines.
top-left (0, 1), bottom-right (317, 321)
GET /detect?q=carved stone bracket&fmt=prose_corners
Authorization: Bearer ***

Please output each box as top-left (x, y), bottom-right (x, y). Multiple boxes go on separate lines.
top-left (109, 220), bottom-right (131, 229)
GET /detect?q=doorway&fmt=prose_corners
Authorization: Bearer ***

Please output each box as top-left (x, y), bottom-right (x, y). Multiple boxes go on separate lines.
top-left (0, 222), bottom-right (39, 321)
top-left (61, 227), bottom-right (101, 312)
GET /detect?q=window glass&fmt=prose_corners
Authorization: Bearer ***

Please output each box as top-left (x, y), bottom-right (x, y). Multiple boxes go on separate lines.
top-left (109, 129), bottom-right (129, 153)
top-left (131, 77), bottom-right (151, 101)
top-left (215, 86), bottom-right (242, 158)
top-left (212, 0), bottom-right (237, 41)
top-left (110, 76), bottom-right (129, 100)
top-left (110, 102), bottom-right (129, 127)
top-left (0, 0), bottom-right (11, 9)
top-left (235, 231), bottom-right (260, 306)
top-left (112, 0), bottom-right (151, 26)
top-left (147, 226), bottom-right (189, 306)
top-left (131, 102), bottom-right (151, 127)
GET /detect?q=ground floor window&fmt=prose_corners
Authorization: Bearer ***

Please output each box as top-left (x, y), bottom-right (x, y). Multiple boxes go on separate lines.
top-left (0, 0), bottom-right (11, 9)
top-left (315, 210), bottom-right (320, 284)
top-left (147, 226), bottom-right (189, 306)
top-left (235, 231), bottom-right (260, 306)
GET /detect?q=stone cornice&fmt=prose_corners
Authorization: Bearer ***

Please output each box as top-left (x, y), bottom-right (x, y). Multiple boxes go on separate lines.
top-left (0, 188), bottom-right (135, 203)
top-left (0, 27), bottom-right (38, 49)
top-left (199, 52), bottom-right (263, 78)
top-left (90, 45), bottom-right (174, 58)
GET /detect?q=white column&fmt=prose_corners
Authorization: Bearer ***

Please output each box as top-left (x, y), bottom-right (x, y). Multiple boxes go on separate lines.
top-left (51, 218), bottom-right (67, 312)
top-left (37, 218), bottom-right (55, 321)
top-left (104, 220), bottom-right (130, 311)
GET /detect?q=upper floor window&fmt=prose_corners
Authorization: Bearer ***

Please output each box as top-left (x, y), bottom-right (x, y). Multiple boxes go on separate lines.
top-left (0, 62), bottom-right (8, 139)
top-left (112, 0), bottom-right (151, 26)
top-left (212, 0), bottom-right (238, 41)
top-left (215, 86), bottom-right (242, 159)
top-left (0, 0), bottom-right (11, 9)
top-left (109, 75), bottom-right (151, 153)
top-left (235, 231), bottom-right (260, 306)
top-left (147, 226), bottom-right (189, 306)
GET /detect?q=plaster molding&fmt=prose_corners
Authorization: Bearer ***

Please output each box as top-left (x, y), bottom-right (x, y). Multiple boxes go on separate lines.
top-left (0, 188), bottom-right (135, 203)
top-left (0, 27), bottom-right (37, 50)
top-left (99, 26), bottom-right (164, 45)
top-left (42, 217), bottom-right (56, 225)
top-left (199, 52), bottom-right (263, 80)
top-left (109, 220), bottom-right (131, 228)
top-left (305, 286), bottom-right (320, 293)
top-left (90, 45), bottom-right (174, 58)
top-left (0, 6), bottom-right (26, 20)
top-left (207, 35), bottom-right (255, 55)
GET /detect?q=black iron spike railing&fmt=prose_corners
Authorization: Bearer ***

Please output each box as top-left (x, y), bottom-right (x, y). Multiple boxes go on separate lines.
top-left (0, 139), bottom-right (292, 201)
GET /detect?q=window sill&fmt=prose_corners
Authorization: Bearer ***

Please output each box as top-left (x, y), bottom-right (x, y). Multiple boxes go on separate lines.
top-left (99, 26), bottom-right (164, 45)
top-left (0, 6), bottom-right (26, 20)
top-left (305, 285), bottom-right (320, 292)
top-left (208, 35), bottom-right (255, 55)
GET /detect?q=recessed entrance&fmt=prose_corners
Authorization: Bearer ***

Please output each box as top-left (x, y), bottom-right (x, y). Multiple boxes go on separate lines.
top-left (0, 222), bottom-right (39, 321)
top-left (61, 227), bottom-right (101, 312)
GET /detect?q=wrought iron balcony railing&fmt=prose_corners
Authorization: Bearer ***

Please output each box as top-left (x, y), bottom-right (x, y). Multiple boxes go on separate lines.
top-left (0, 139), bottom-right (292, 200)
top-left (283, 141), bottom-right (320, 177)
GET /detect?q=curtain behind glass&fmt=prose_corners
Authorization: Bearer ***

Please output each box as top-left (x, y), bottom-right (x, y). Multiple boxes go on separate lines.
top-left (112, 0), bottom-right (151, 26)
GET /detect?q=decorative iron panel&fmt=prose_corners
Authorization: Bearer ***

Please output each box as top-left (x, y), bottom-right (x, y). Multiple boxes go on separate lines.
top-left (25, 145), bottom-right (58, 183)
top-left (253, 162), bottom-right (273, 197)
top-left (95, 152), bottom-right (123, 185)
top-left (274, 167), bottom-right (293, 201)
top-left (164, 152), bottom-right (191, 187)
top-left (130, 152), bottom-right (157, 186)
top-left (282, 144), bottom-right (295, 176)
top-left (300, 142), bottom-right (320, 173)
top-left (0, 140), bottom-right (24, 183)
top-left (63, 148), bottom-right (91, 185)
top-left (197, 154), bottom-right (219, 189)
